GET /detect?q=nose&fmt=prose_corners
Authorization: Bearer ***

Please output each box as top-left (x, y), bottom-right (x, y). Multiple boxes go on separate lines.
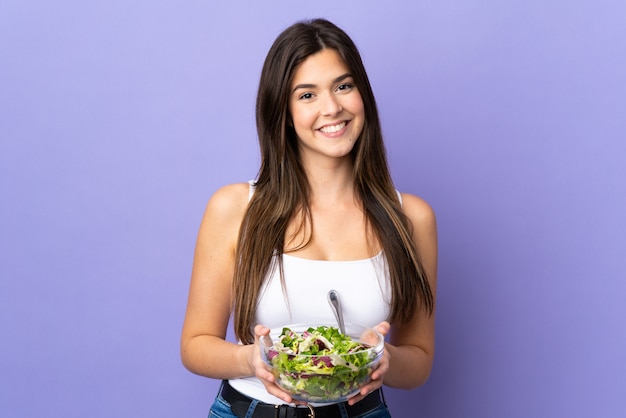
top-left (320, 93), bottom-right (342, 116)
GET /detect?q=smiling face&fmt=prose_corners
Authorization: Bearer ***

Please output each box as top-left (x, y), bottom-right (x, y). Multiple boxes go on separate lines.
top-left (289, 48), bottom-right (365, 166)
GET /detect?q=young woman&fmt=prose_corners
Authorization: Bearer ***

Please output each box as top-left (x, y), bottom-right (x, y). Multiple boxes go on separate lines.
top-left (181, 18), bottom-right (437, 418)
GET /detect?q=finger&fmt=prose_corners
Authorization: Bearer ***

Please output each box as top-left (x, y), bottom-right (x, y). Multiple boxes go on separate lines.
top-left (360, 378), bottom-right (382, 395)
top-left (256, 367), bottom-right (275, 383)
top-left (375, 321), bottom-right (390, 336)
top-left (370, 360), bottom-right (389, 380)
top-left (263, 384), bottom-right (293, 404)
top-left (370, 368), bottom-right (384, 381)
top-left (254, 324), bottom-right (270, 338)
top-left (347, 392), bottom-right (364, 406)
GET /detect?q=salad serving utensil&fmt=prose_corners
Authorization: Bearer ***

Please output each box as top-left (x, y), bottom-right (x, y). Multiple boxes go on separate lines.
top-left (327, 289), bottom-right (346, 334)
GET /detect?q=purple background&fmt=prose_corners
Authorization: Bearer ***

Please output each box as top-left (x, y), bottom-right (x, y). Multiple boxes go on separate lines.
top-left (1, 1), bottom-right (625, 417)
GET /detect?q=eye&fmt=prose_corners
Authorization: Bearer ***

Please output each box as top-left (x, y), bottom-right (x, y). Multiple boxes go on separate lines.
top-left (298, 92), bottom-right (314, 100)
top-left (337, 83), bottom-right (354, 92)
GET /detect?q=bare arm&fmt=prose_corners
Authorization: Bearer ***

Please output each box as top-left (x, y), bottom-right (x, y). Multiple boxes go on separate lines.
top-left (180, 183), bottom-right (256, 379)
top-left (384, 192), bottom-right (438, 388)
top-left (180, 183), bottom-right (315, 403)
top-left (355, 193), bottom-right (437, 394)
top-left (348, 193), bottom-right (437, 405)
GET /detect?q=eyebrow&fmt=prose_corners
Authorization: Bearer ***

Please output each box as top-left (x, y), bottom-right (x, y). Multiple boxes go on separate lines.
top-left (292, 73), bottom-right (353, 93)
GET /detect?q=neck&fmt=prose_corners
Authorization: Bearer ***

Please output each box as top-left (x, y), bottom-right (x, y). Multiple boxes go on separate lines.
top-left (302, 158), bottom-right (356, 204)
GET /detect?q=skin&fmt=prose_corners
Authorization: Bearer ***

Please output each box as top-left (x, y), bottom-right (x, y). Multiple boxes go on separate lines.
top-left (180, 48), bottom-right (438, 406)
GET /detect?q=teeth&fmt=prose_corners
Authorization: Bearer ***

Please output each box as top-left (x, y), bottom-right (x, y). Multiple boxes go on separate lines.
top-left (319, 122), bottom-right (346, 133)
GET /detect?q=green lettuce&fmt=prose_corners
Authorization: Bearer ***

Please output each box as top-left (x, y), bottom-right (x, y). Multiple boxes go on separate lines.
top-left (265, 326), bottom-right (378, 402)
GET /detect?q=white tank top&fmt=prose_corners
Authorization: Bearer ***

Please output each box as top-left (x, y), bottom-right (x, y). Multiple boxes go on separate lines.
top-left (228, 183), bottom-right (395, 404)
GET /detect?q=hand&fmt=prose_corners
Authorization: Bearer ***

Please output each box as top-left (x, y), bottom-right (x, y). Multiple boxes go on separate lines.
top-left (251, 324), bottom-right (298, 404)
top-left (347, 321), bottom-right (391, 406)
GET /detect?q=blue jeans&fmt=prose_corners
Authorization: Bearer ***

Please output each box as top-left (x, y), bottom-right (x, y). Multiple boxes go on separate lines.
top-left (208, 393), bottom-right (392, 418)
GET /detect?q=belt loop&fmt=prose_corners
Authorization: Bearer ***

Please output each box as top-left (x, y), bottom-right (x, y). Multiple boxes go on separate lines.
top-left (245, 399), bottom-right (259, 418)
top-left (337, 401), bottom-right (349, 418)
top-left (380, 387), bottom-right (387, 406)
top-left (275, 404), bottom-right (284, 418)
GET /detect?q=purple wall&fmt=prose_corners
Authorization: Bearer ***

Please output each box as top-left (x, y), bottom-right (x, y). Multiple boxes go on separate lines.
top-left (1, 1), bottom-right (625, 417)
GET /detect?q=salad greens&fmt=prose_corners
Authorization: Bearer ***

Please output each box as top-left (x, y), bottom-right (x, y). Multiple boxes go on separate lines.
top-left (264, 325), bottom-right (380, 402)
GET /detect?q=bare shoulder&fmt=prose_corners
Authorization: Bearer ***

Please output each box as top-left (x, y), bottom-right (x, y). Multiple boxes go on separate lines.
top-left (399, 192), bottom-right (436, 230)
top-left (205, 182), bottom-right (250, 216)
top-left (198, 182), bottom-right (250, 242)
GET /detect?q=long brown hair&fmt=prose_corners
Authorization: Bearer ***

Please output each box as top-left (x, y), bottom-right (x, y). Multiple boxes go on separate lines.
top-left (232, 19), bottom-right (433, 343)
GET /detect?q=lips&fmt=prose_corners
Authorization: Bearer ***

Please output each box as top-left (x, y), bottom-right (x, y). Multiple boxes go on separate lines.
top-left (318, 121), bottom-right (347, 134)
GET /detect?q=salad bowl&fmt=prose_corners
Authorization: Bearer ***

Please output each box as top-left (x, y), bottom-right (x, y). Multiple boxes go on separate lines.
top-left (259, 323), bottom-right (384, 403)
